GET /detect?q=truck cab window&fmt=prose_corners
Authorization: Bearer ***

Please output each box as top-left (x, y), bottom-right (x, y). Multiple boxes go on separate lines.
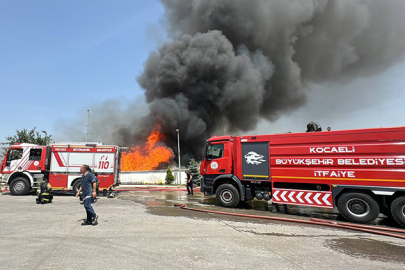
top-left (8, 149), bottom-right (23, 161)
top-left (29, 149), bottom-right (42, 161)
top-left (206, 144), bottom-right (224, 160)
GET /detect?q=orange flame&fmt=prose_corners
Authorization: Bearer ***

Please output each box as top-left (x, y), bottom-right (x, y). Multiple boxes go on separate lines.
top-left (121, 126), bottom-right (174, 171)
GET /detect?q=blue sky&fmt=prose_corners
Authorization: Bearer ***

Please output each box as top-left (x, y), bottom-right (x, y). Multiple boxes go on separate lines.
top-left (0, 0), bottom-right (164, 142)
top-left (1, 0), bottom-right (404, 143)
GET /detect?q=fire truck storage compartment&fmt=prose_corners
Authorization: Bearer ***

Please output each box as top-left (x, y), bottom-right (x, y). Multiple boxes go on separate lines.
top-left (242, 142), bottom-right (270, 180)
top-left (49, 174), bottom-right (68, 188)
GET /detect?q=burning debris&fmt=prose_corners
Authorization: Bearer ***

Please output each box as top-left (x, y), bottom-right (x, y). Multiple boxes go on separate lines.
top-left (121, 125), bottom-right (174, 171)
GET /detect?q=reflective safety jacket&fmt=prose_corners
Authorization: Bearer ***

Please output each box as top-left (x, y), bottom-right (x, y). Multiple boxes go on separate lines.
top-left (40, 181), bottom-right (52, 195)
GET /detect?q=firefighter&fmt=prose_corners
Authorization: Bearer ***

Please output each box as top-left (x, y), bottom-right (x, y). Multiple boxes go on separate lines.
top-left (36, 179), bottom-right (53, 204)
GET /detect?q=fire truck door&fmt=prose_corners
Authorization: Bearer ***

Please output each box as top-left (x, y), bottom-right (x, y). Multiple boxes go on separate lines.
top-left (203, 142), bottom-right (231, 175)
top-left (5, 148), bottom-right (24, 172)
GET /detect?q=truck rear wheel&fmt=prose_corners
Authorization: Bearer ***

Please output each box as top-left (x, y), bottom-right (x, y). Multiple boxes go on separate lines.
top-left (216, 184), bottom-right (240, 208)
top-left (390, 196), bottom-right (405, 228)
top-left (10, 177), bottom-right (30, 195)
top-left (337, 192), bottom-right (379, 224)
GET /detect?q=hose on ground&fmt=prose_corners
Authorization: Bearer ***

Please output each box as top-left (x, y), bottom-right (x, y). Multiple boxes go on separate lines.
top-left (115, 188), bottom-right (189, 192)
top-left (174, 204), bottom-right (405, 240)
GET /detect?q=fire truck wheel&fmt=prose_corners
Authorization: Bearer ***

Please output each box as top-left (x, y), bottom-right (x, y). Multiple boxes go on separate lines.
top-left (216, 184), bottom-right (240, 208)
top-left (337, 192), bottom-right (379, 224)
top-left (390, 196), bottom-right (405, 228)
top-left (10, 177), bottom-right (30, 195)
top-left (72, 180), bottom-right (81, 194)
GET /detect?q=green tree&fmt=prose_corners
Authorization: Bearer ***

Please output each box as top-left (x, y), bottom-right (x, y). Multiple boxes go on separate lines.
top-left (187, 158), bottom-right (201, 186)
top-left (1, 128), bottom-right (52, 156)
top-left (165, 166), bottom-right (175, 185)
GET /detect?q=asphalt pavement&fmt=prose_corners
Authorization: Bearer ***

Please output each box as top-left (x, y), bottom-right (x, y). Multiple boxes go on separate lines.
top-left (0, 190), bottom-right (404, 270)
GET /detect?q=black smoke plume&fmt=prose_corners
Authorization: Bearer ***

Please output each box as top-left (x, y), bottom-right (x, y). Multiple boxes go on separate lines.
top-left (136, 30), bottom-right (276, 161)
top-left (132, 0), bottom-right (405, 162)
top-left (60, 0), bottom-right (405, 164)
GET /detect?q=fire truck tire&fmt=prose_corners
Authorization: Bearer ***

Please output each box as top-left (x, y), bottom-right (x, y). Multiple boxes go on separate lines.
top-left (216, 184), bottom-right (240, 208)
top-left (337, 192), bottom-right (379, 224)
top-left (9, 177), bottom-right (30, 195)
top-left (390, 196), bottom-right (405, 228)
top-left (72, 180), bottom-right (82, 194)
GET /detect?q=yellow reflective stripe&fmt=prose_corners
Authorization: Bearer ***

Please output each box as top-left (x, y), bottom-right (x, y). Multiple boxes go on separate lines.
top-left (272, 176), bottom-right (405, 183)
top-left (243, 175), bottom-right (269, 178)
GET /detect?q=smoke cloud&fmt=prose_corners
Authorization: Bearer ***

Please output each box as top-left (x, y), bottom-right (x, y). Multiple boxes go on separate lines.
top-left (135, 0), bottom-right (405, 161)
top-left (60, 0), bottom-right (405, 163)
top-left (137, 31), bottom-right (278, 159)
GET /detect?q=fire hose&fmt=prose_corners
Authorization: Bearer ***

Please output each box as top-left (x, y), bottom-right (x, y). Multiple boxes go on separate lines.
top-left (174, 203), bottom-right (405, 240)
top-left (0, 187), bottom-right (189, 193)
top-left (115, 188), bottom-right (189, 192)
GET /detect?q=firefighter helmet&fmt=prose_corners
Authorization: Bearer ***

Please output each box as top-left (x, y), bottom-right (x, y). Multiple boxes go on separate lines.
top-left (306, 121), bottom-right (322, 132)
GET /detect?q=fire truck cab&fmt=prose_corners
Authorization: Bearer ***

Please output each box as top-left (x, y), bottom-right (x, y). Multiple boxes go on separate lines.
top-left (0, 142), bottom-right (122, 195)
top-left (200, 127), bottom-right (405, 227)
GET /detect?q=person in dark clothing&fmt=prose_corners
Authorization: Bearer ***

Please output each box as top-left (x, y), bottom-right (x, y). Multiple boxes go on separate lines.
top-left (36, 179), bottom-right (53, 204)
top-left (186, 170), bottom-right (193, 195)
top-left (93, 172), bottom-right (100, 202)
top-left (76, 165), bottom-right (98, 226)
top-left (79, 171), bottom-right (100, 204)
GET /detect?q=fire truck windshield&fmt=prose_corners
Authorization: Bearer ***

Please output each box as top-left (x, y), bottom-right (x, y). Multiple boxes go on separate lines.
top-left (205, 144), bottom-right (224, 160)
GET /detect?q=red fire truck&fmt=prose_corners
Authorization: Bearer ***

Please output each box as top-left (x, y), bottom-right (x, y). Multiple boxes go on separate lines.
top-left (0, 142), bottom-right (122, 195)
top-left (200, 126), bottom-right (405, 227)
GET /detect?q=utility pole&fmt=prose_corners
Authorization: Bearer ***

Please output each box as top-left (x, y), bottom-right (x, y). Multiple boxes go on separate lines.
top-left (176, 129), bottom-right (181, 185)
top-left (86, 110), bottom-right (90, 142)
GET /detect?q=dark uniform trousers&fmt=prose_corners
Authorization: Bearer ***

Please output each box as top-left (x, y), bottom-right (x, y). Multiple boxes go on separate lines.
top-left (187, 180), bottom-right (194, 195)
